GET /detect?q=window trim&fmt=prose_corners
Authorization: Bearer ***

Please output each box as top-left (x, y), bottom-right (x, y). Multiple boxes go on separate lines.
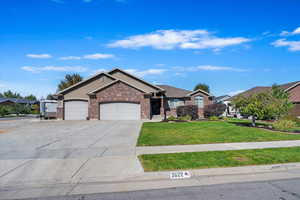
top-left (168, 98), bottom-right (185, 109)
top-left (195, 96), bottom-right (204, 108)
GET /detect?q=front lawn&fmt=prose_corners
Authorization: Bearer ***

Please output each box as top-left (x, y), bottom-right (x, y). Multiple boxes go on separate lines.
top-left (139, 147), bottom-right (300, 171)
top-left (137, 121), bottom-right (300, 146)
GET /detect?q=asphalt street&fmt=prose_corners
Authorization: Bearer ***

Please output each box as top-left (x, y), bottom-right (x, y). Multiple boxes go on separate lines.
top-left (26, 178), bottom-right (300, 200)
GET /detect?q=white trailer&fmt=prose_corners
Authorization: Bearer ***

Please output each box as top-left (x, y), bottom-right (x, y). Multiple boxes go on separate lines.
top-left (40, 100), bottom-right (58, 119)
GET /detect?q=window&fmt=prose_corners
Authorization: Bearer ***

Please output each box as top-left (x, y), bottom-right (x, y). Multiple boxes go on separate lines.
top-left (168, 99), bottom-right (184, 109)
top-left (195, 96), bottom-right (204, 108)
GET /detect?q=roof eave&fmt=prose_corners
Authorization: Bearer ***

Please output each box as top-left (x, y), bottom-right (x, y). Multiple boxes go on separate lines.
top-left (87, 79), bottom-right (149, 95)
top-left (108, 68), bottom-right (165, 92)
top-left (56, 72), bottom-right (116, 95)
top-left (186, 89), bottom-right (212, 97)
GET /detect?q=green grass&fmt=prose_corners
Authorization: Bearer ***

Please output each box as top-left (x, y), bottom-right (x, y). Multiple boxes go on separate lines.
top-left (137, 121), bottom-right (300, 146)
top-left (139, 147), bottom-right (300, 171)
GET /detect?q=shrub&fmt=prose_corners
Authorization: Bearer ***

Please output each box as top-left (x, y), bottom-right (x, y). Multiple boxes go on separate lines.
top-left (167, 115), bottom-right (176, 121)
top-left (273, 120), bottom-right (297, 131)
top-left (176, 105), bottom-right (198, 120)
top-left (222, 116), bottom-right (230, 121)
top-left (0, 105), bottom-right (11, 117)
top-left (281, 115), bottom-right (300, 126)
top-left (178, 115), bottom-right (192, 121)
top-left (204, 103), bottom-right (226, 118)
top-left (209, 116), bottom-right (219, 121)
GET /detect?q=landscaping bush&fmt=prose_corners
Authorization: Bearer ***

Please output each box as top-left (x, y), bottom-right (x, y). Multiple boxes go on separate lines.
top-left (222, 116), bottom-right (230, 121)
top-left (176, 105), bottom-right (198, 120)
top-left (204, 103), bottom-right (226, 118)
top-left (167, 115), bottom-right (176, 121)
top-left (209, 116), bottom-right (219, 121)
top-left (0, 105), bottom-right (11, 117)
top-left (281, 115), bottom-right (300, 126)
top-left (178, 115), bottom-right (192, 121)
top-left (273, 120), bottom-right (297, 131)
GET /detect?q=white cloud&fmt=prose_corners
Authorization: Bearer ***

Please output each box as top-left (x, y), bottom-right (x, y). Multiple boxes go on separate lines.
top-left (173, 65), bottom-right (247, 72)
top-left (228, 90), bottom-right (245, 96)
top-left (280, 27), bottom-right (300, 36)
top-left (124, 69), bottom-right (167, 77)
top-left (107, 29), bottom-right (250, 50)
top-left (83, 53), bottom-right (115, 59)
top-left (0, 84), bottom-right (6, 88)
top-left (21, 66), bottom-right (88, 73)
top-left (272, 39), bottom-right (300, 52)
top-left (59, 56), bottom-right (81, 60)
top-left (26, 54), bottom-right (52, 59)
top-left (59, 53), bottom-right (114, 60)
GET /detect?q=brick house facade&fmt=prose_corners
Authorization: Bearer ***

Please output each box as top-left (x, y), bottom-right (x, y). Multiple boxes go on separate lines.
top-left (56, 68), bottom-right (213, 120)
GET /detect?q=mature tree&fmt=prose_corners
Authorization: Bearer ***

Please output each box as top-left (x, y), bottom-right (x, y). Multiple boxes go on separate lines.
top-left (0, 90), bottom-right (22, 98)
top-left (194, 83), bottom-right (210, 93)
top-left (46, 94), bottom-right (57, 100)
top-left (57, 74), bottom-right (83, 91)
top-left (232, 86), bottom-right (293, 126)
top-left (270, 84), bottom-right (294, 119)
top-left (24, 94), bottom-right (37, 101)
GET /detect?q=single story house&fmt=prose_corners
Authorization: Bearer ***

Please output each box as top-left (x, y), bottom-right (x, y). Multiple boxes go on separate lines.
top-left (229, 81), bottom-right (300, 117)
top-left (56, 68), bottom-right (213, 120)
top-left (0, 98), bottom-right (38, 106)
top-left (214, 95), bottom-right (239, 117)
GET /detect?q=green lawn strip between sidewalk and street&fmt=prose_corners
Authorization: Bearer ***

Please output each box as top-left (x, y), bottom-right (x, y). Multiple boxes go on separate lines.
top-left (139, 147), bottom-right (300, 172)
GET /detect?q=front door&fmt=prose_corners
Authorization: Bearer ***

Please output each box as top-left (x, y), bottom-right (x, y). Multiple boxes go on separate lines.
top-left (151, 98), bottom-right (161, 115)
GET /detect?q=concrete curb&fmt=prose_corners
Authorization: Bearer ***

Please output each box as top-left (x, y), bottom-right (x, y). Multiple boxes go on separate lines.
top-left (2, 163), bottom-right (300, 200)
top-left (130, 162), bottom-right (300, 181)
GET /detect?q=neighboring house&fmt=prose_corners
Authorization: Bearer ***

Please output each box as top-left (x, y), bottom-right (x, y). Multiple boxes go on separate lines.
top-left (229, 81), bottom-right (300, 117)
top-left (55, 68), bottom-right (213, 120)
top-left (0, 98), bottom-right (38, 106)
top-left (214, 95), bottom-right (238, 117)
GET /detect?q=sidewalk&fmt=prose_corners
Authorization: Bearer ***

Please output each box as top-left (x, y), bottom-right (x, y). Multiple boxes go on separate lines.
top-left (2, 162), bottom-right (300, 199)
top-left (136, 140), bottom-right (300, 155)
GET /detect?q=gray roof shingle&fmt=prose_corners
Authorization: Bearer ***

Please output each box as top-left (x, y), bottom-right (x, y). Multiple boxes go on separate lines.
top-left (156, 85), bottom-right (191, 98)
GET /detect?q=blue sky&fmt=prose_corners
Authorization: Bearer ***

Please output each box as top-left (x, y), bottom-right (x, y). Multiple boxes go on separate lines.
top-left (1, 0), bottom-right (300, 98)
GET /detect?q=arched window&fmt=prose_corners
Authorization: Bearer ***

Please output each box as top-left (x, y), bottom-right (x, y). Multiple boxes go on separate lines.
top-left (195, 96), bottom-right (204, 108)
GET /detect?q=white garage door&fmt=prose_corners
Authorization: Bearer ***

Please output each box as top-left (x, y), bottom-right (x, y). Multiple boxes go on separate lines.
top-left (65, 101), bottom-right (88, 120)
top-left (100, 102), bottom-right (141, 120)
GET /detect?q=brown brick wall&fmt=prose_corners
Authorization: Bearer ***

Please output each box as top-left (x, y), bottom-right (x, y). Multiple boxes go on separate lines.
top-left (289, 84), bottom-right (300, 103)
top-left (56, 107), bottom-right (64, 120)
top-left (289, 103), bottom-right (300, 117)
top-left (89, 81), bottom-right (150, 119)
top-left (162, 93), bottom-right (213, 118)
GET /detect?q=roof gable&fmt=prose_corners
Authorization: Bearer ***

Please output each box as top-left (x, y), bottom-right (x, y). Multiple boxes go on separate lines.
top-left (57, 72), bottom-right (116, 95)
top-left (187, 89), bottom-right (212, 97)
top-left (88, 79), bottom-right (148, 95)
top-left (108, 68), bottom-right (164, 92)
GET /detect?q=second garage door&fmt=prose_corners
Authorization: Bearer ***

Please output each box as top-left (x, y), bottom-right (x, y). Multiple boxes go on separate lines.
top-left (65, 100), bottom-right (88, 120)
top-left (100, 102), bottom-right (141, 120)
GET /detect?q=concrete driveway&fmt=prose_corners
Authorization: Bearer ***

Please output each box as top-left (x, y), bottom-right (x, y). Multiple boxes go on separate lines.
top-left (0, 120), bottom-right (143, 191)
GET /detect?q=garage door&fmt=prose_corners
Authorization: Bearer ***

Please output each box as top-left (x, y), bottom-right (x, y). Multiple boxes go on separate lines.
top-left (100, 102), bottom-right (141, 120)
top-left (64, 101), bottom-right (88, 120)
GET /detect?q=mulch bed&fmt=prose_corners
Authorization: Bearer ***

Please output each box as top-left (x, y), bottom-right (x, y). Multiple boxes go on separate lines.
top-left (230, 122), bottom-right (300, 134)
